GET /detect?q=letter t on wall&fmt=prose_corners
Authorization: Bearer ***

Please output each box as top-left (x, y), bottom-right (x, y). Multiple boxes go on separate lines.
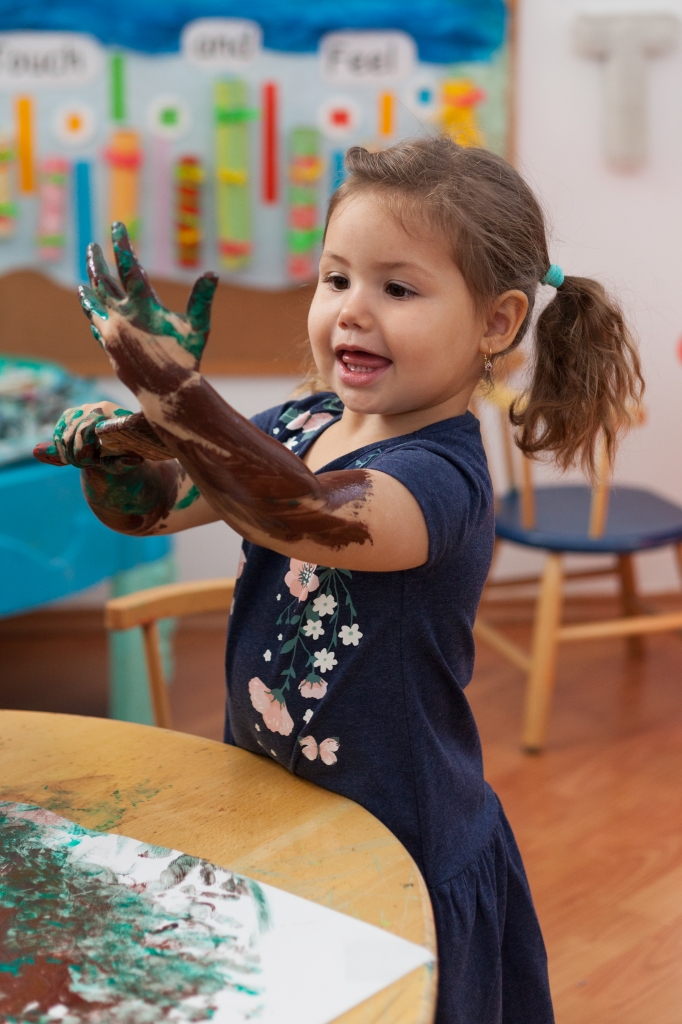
top-left (575, 14), bottom-right (679, 171)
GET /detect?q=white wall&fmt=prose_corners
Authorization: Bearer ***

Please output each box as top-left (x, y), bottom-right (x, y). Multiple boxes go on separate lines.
top-left (491, 0), bottom-right (682, 593)
top-left (61, 0), bottom-right (682, 605)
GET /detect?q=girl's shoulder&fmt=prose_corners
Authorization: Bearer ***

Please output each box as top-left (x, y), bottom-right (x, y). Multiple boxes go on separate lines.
top-left (251, 391), bottom-right (343, 443)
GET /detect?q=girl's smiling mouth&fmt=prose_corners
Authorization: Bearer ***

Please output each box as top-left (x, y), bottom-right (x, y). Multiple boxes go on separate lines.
top-left (336, 348), bottom-right (392, 386)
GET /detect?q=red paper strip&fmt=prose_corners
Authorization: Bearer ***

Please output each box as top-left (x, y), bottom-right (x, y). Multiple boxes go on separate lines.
top-left (262, 81), bottom-right (279, 205)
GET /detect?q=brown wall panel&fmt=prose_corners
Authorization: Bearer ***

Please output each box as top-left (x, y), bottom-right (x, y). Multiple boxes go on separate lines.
top-left (0, 270), bottom-right (315, 377)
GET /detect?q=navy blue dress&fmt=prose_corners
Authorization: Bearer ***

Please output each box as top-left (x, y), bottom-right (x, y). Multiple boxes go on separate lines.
top-left (224, 393), bottom-right (554, 1024)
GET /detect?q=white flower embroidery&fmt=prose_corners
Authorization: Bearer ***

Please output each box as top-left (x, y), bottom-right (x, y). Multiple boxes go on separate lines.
top-left (255, 723), bottom-right (260, 731)
top-left (263, 650), bottom-right (272, 662)
top-left (284, 437), bottom-right (298, 450)
top-left (314, 648), bottom-right (338, 673)
top-left (303, 708), bottom-right (313, 723)
top-left (273, 427), bottom-right (280, 434)
top-left (276, 594), bottom-right (281, 601)
top-left (277, 633), bottom-right (283, 640)
top-left (271, 750), bottom-right (277, 757)
top-left (302, 619), bottom-right (325, 639)
top-left (339, 623), bottom-right (363, 646)
top-left (312, 593), bottom-right (337, 617)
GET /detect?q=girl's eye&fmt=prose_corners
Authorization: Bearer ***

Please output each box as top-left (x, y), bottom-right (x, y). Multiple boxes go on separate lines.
top-left (325, 273), bottom-right (350, 290)
top-left (386, 282), bottom-right (415, 299)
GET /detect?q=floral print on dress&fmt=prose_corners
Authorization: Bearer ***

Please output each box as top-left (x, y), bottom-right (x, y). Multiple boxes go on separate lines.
top-left (299, 678), bottom-right (327, 699)
top-left (276, 395), bottom-right (343, 450)
top-left (276, 560), bottom-right (359, 699)
top-left (284, 560), bottom-right (319, 601)
top-left (247, 395), bottom-right (354, 765)
top-left (299, 736), bottom-right (340, 765)
top-left (249, 677), bottom-right (294, 736)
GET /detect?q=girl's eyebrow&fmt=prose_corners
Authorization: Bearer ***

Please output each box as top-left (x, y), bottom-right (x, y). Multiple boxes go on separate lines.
top-left (321, 251), bottom-right (435, 279)
top-left (320, 250), bottom-right (349, 263)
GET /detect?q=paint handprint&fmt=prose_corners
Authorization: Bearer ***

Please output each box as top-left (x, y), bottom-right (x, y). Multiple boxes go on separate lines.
top-left (79, 221), bottom-right (218, 396)
top-left (33, 401), bottom-right (144, 472)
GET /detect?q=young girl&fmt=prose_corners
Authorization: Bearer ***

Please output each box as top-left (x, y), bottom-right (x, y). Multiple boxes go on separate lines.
top-left (36, 136), bottom-right (643, 1023)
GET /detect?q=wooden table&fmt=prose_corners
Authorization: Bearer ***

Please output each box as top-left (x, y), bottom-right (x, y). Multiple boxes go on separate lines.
top-left (0, 711), bottom-right (436, 1024)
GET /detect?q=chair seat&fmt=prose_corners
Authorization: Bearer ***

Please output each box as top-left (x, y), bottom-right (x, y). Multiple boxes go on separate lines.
top-left (495, 485), bottom-right (682, 554)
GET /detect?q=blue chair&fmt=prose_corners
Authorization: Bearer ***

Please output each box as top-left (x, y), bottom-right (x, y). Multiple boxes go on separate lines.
top-left (473, 384), bottom-right (682, 752)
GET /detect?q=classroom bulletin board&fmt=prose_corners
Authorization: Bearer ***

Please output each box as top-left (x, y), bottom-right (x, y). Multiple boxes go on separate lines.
top-left (0, 0), bottom-right (512, 374)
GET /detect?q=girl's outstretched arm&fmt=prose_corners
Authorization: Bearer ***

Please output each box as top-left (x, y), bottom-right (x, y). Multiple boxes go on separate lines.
top-left (75, 223), bottom-right (428, 571)
top-left (34, 401), bottom-right (221, 536)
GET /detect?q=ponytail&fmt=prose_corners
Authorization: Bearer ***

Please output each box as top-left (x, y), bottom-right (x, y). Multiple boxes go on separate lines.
top-left (510, 276), bottom-right (644, 478)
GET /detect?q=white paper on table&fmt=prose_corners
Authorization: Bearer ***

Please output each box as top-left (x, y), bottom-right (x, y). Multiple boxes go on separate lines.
top-left (0, 802), bottom-right (434, 1024)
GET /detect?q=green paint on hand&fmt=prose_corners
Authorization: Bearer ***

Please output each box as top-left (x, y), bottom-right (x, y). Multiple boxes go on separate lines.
top-left (174, 484), bottom-right (200, 511)
top-left (83, 223), bottom-right (217, 365)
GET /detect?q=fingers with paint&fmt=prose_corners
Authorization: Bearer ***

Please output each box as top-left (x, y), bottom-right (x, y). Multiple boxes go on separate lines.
top-left (33, 401), bottom-right (144, 474)
top-left (78, 222), bottom-right (218, 381)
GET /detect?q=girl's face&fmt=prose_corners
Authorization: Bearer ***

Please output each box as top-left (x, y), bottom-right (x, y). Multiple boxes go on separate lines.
top-left (308, 193), bottom-right (512, 418)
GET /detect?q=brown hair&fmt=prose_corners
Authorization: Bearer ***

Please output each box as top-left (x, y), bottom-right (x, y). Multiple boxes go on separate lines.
top-left (318, 134), bottom-right (643, 477)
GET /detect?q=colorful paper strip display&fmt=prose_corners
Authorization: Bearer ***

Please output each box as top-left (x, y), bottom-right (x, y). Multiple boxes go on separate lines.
top-left (0, 135), bottom-right (17, 239)
top-left (74, 161), bottom-right (93, 283)
top-left (261, 81), bottom-right (279, 205)
top-left (215, 78), bottom-right (255, 270)
top-left (105, 129), bottom-right (143, 243)
top-left (288, 127), bottom-right (323, 281)
top-left (175, 155), bottom-right (204, 268)
top-left (37, 157), bottom-right (69, 261)
top-left (15, 96), bottom-right (35, 194)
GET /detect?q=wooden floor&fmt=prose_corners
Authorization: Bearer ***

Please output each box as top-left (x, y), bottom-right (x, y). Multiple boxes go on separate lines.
top-left (2, 597), bottom-right (682, 1023)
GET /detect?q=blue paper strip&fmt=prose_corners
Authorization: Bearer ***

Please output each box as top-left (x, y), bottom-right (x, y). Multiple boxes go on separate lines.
top-left (74, 160), bottom-right (92, 284)
top-left (330, 150), bottom-right (346, 194)
top-left (0, 0), bottom-right (506, 63)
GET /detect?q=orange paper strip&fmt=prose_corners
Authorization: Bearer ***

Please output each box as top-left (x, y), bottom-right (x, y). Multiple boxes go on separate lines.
top-left (15, 96), bottom-right (35, 193)
top-left (379, 92), bottom-right (395, 139)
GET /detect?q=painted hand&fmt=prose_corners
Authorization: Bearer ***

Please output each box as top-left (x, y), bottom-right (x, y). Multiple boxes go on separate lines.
top-left (33, 401), bottom-right (144, 473)
top-left (78, 222), bottom-right (218, 395)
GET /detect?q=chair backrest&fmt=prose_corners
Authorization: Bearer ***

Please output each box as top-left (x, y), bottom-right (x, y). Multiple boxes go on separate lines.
top-left (105, 577), bottom-right (236, 729)
top-left (473, 382), bottom-right (613, 539)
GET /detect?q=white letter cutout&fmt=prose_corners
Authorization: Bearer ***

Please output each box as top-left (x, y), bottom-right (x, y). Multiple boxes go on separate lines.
top-left (575, 13), bottom-right (679, 171)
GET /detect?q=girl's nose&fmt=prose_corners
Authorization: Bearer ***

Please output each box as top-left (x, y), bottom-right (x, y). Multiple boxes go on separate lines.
top-left (337, 289), bottom-right (371, 331)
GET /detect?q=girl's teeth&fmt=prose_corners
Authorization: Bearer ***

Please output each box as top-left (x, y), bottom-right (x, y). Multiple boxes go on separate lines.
top-left (348, 364), bottom-right (371, 372)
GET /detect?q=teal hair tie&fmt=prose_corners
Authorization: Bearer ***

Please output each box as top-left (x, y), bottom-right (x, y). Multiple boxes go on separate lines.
top-left (542, 263), bottom-right (564, 288)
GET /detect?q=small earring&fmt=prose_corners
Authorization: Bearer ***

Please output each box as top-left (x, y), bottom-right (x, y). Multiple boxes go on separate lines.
top-left (484, 350), bottom-right (493, 376)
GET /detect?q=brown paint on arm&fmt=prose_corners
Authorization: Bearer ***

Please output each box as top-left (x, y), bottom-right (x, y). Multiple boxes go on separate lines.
top-left (81, 460), bottom-right (182, 536)
top-left (107, 331), bottom-right (372, 550)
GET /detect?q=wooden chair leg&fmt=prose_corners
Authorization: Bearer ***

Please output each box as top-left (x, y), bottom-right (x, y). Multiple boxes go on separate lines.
top-left (618, 554), bottom-right (644, 657)
top-left (675, 543), bottom-right (682, 589)
top-left (142, 621), bottom-right (172, 729)
top-left (488, 537), bottom-right (502, 581)
top-left (522, 553), bottom-right (564, 753)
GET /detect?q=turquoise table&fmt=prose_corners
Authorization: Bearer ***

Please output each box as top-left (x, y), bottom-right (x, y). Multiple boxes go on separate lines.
top-left (0, 458), bottom-right (175, 725)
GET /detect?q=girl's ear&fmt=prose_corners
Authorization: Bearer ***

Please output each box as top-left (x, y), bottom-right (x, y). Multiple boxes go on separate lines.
top-left (481, 290), bottom-right (528, 355)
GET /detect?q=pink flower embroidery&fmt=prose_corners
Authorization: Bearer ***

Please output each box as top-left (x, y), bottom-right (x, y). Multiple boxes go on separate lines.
top-left (248, 677), bottom-right (294, 736)
top-left (284, 559), bottom-right (319, 601)
top-left (298, 678), bottom-right (328, 699)
top-left (299, 736), bottom-right (339, 765)
top-left (286, 411), bottom-right (334, 434)
top-left (302, 412), bottom-right (334, 433)
top-left (286, 410), bottom-right (312, 431)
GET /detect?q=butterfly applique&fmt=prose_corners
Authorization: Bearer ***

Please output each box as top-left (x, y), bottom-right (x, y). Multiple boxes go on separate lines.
top-left (299, 735), bottom-right (339, 765)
